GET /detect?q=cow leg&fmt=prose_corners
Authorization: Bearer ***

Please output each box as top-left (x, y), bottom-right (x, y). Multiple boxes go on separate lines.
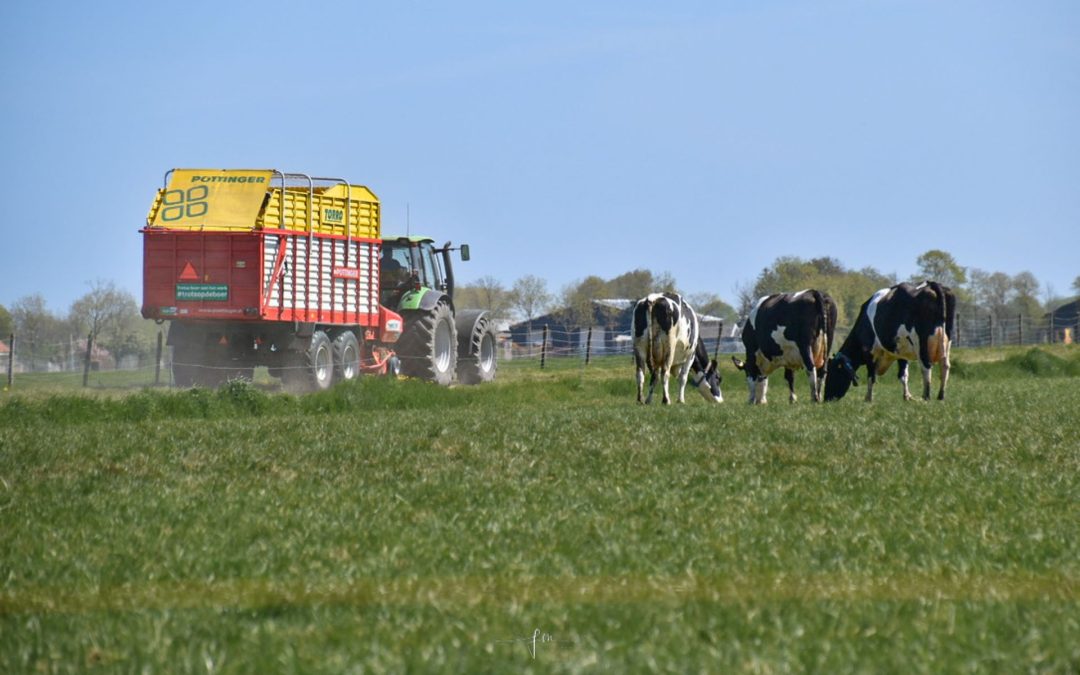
top-left (756, 377), bottom-right (769, 404)
top-left (784, 369), bottom-right (797, 403)
top-left (938, 339), bottom-right (951, 401)
top-left (800, 345), bottom-right (818, 403)
top-left (865, 361), bottom-right (876, 402)
top-left (645, 368), bottom-right (658, 405)
top-left (675, 359), bottom-right (694, 404)
top-left (816, 365), bottom-right (827, 401)
top-left (660, 366), bottom-right (672, 405)
top-left (898, 360), bottom-right (912, 401)
top-left (919, 339), bottom-right (934, 401)
top-left (746, 376), bottom-right (756, 404)
top-left (635, 354), bottom-right (646, 404)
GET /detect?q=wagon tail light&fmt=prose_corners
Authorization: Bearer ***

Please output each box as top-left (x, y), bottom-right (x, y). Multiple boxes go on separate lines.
top-left (380, 306), bottom-right (404, 344)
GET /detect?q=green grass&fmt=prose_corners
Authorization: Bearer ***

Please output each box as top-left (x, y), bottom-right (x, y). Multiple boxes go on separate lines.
top-left (1, 348), bottom-right (1078, 673)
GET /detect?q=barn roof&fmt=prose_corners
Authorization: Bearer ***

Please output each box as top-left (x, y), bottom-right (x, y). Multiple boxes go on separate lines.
top-left (1045, 298), bottom-right (1080, 321)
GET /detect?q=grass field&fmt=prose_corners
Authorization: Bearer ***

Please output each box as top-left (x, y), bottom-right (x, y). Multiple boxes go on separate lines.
top-left (2, 347), bottom-right (1078, 673)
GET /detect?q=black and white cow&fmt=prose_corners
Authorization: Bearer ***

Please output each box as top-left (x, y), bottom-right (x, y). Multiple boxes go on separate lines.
top-left (731, 290), bottom-right (837, 404)
top-left (633, 292), bottom-right (722, 405)
top-left (825, 281), bottom-right (956, 402)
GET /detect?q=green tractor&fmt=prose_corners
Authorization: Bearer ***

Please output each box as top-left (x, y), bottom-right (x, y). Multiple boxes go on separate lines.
top-left (379, 236), bottom-right (498, 386)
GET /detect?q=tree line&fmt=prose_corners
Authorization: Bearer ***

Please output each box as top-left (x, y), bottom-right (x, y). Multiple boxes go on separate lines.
top-left (0, 280), bottom-right (156, 371)
top-left (2, 252), bottom-right (1076, 370)
top-left (455, 250), bottom-right (1080, 330)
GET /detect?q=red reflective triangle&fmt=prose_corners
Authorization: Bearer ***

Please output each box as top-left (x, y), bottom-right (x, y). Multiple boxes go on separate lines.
top-left (179, 262), bottom-right (198, 280)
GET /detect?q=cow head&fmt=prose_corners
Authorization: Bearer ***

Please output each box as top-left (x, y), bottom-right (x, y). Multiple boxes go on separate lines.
top-left (691, 359), bottom-right (723, 403)
top-left (824, 352), bottom-right (859, 401)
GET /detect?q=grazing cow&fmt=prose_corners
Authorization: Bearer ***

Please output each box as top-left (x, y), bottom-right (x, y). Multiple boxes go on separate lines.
top-left (633, 293), bottom-right (722, 405)
top-left (731, 289), bottom-right (837, 404)
top-left (825, 281), bottom-right (956, 402)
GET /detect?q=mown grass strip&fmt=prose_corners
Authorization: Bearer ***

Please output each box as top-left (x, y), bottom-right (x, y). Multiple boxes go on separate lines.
top-left (3, 572), bottom-right (1077, 615)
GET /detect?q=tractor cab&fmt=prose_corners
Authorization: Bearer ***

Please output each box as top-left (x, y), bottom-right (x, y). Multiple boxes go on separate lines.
top-left (379, 236), bottom-right (469, 310)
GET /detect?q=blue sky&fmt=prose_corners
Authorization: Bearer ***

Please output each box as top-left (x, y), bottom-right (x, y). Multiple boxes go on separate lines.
top-left (2, 1), bottom-right (1077, 313)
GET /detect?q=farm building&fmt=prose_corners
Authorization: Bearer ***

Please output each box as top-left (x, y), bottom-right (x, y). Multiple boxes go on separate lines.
top-left (508, 299), bottom-right (737, 356)
top-left (1045, 299), bottom-right (1079, 344)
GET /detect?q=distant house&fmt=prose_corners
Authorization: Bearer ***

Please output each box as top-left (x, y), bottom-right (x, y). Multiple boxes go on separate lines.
top-left (0, 339), bottom-right (24, 374)
top-left (72, 337), bottom-right (116, 371)
top-left (508, 298), bottom-right (735, 356)
top-left (1045, 299), bottom-right (1080, 344)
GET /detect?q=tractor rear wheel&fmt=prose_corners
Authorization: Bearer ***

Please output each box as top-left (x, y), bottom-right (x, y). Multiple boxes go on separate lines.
top-left (398, 302), bottom-right (457, 386)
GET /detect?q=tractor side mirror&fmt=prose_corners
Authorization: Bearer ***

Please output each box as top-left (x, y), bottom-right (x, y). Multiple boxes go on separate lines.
top-left (459, 244), bottom-right (470, 261)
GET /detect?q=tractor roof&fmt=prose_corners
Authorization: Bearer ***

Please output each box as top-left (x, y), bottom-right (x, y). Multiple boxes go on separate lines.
top-left (383, 235), bottom-right (434, 244)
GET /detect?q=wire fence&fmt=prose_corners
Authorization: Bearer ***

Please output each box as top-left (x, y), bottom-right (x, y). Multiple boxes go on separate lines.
top-left (3, 311), bottom-right (1077, 391)
top-left (502, 312), bottom-right (1080, 363)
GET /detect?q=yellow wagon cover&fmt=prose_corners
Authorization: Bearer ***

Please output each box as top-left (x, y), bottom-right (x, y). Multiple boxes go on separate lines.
top-left (146, 169), bottom-right (379, 239)
top-left (148, 169), bottom-right (273, 231)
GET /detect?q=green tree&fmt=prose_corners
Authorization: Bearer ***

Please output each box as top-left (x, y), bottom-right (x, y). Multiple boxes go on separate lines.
top-left (687, 292), bottom-right (737, 325)
top-left (0, 304), bottom-right (12, 338)
top-left (1072, 275), bottom-right (1080, 295)
top-left (455, 276), bottom-right (512, 317)
top-left (744, 256), bottom-right (895, 327)
top-left (913, 249), bottom-right (967, 290)
top-left (560, 276), bottom-right (610, 328)
top-left (605, 269), bottom-right (656, 299)
top-left (11, 294), bottom-right (67, 370)
top-left (1007, 271), bottom-right (1043, 318)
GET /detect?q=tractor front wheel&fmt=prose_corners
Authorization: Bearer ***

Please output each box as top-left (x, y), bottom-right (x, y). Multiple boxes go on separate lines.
top-left (457, 314), bottom-right (498, 384)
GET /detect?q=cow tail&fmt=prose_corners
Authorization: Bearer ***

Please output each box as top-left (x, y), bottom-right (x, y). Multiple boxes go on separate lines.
top-left (928, 281), bottom-right (947, 327)
top-left (927, 281), bottom-right (950, 360)
top-left (812, 290), bottom-right (827, 337)
top-left (810, 289), bottom-right (826, 358)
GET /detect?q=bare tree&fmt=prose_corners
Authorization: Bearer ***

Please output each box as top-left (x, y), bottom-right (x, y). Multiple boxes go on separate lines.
top-left (510, 275), bottom-right (552, 329)
top-left (456, 275), bottom-right (512, 317)
top-left (69, 279), bottom-right (139, 349)
top-left (969, 268), bottom-right (1014, 319)
top-left (733, 280), bottom-right (757, 321)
